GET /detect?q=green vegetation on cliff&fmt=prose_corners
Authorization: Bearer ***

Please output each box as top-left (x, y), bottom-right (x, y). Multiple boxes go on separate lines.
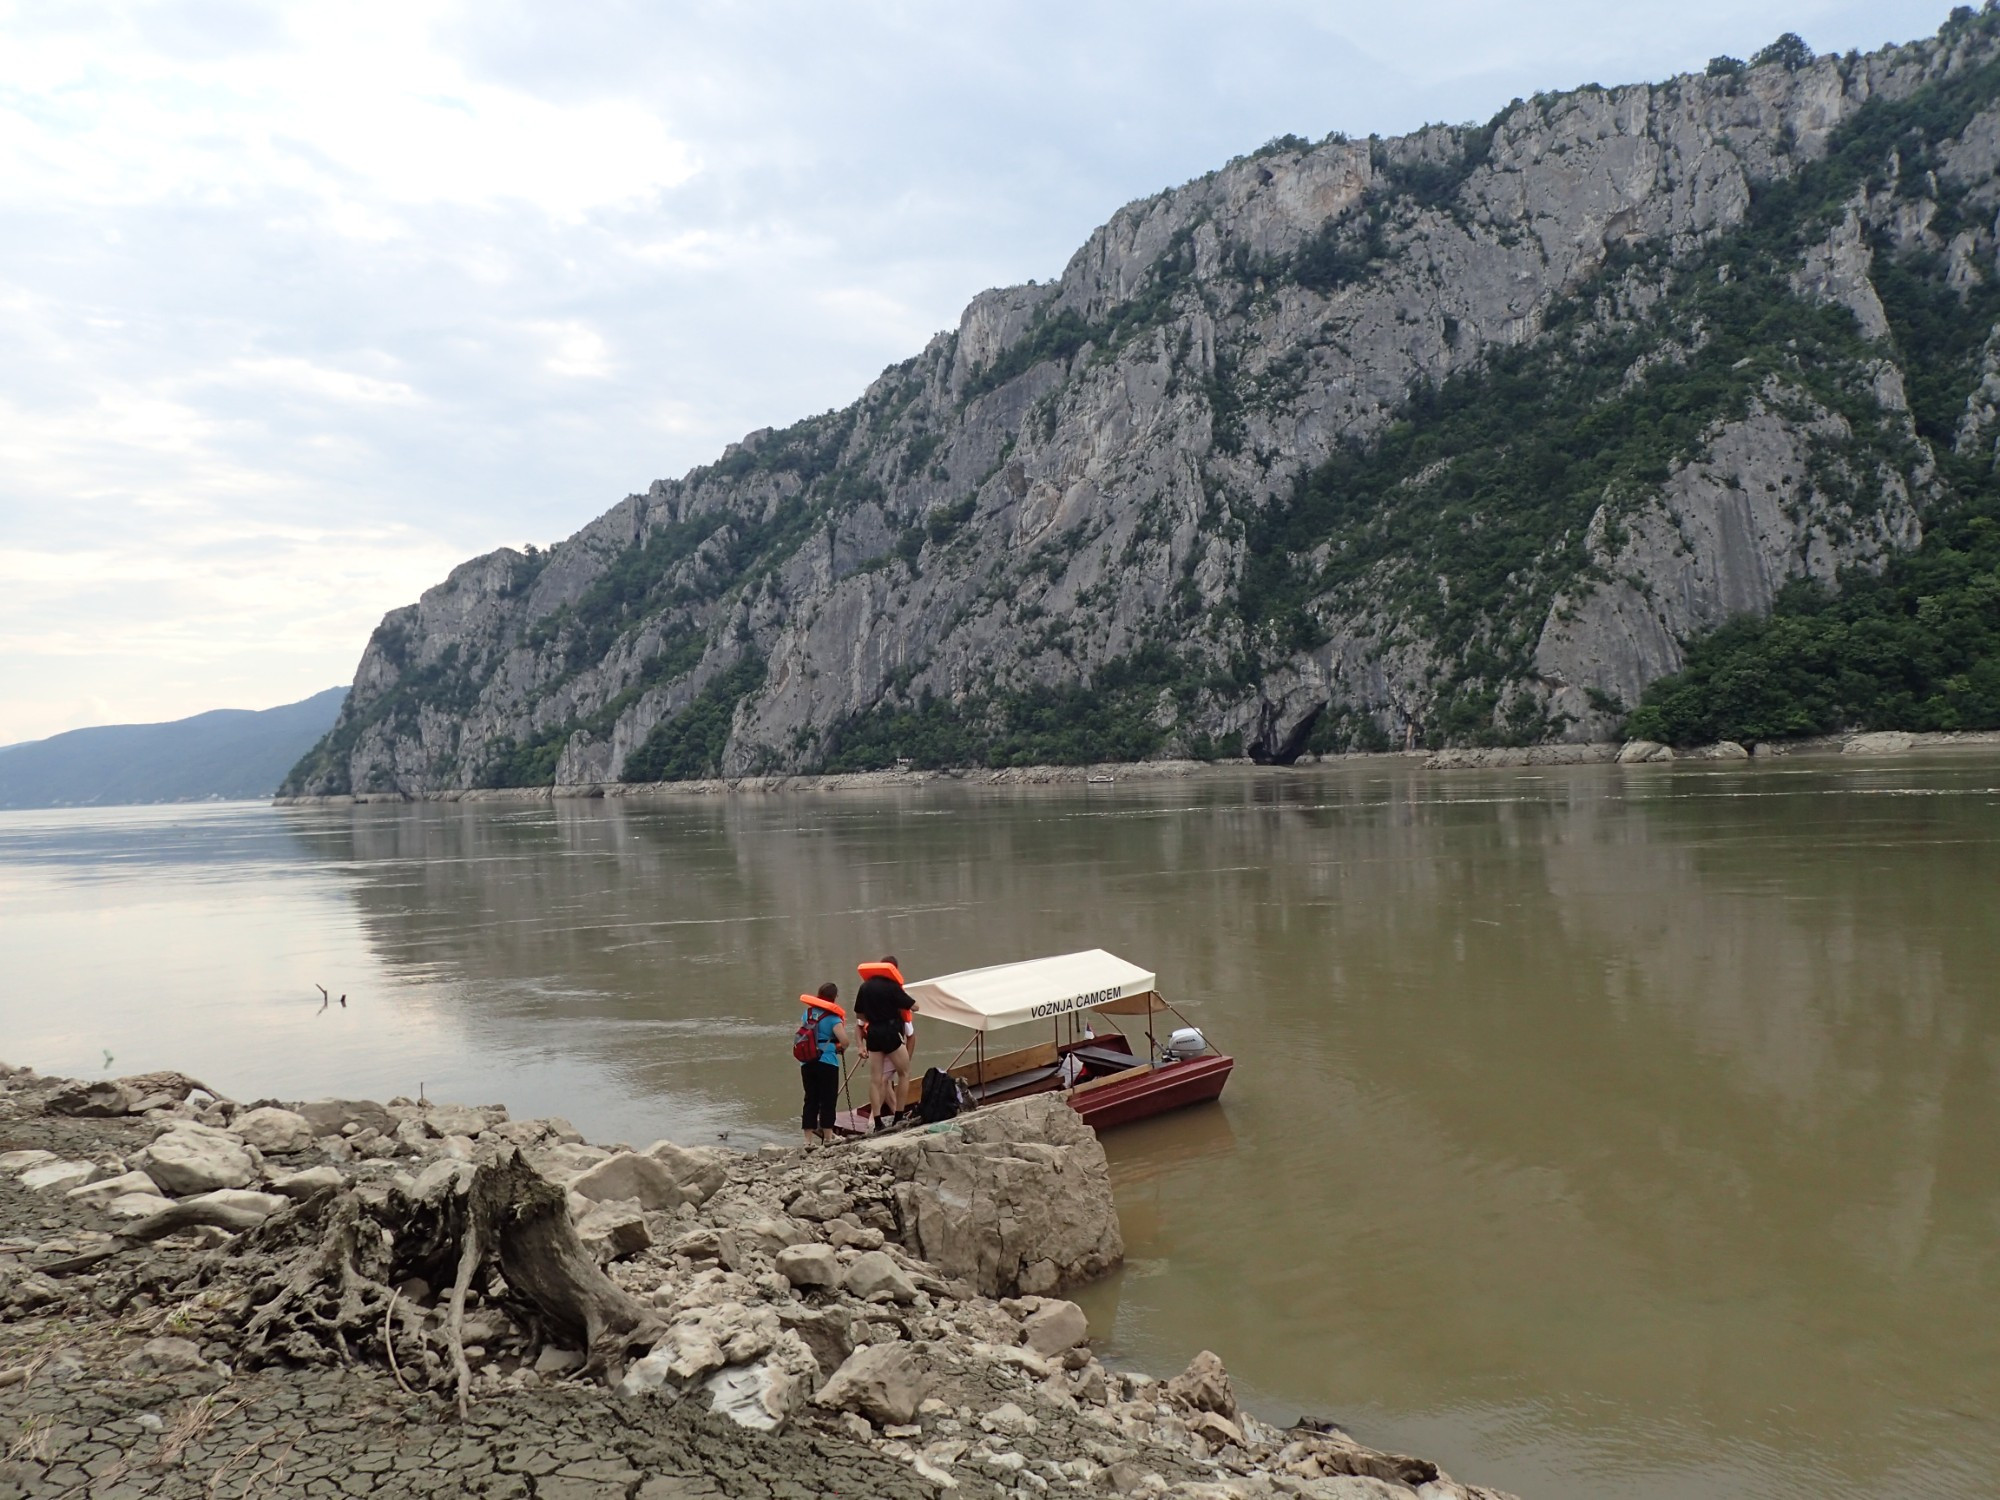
top-left (1626, 503), bottom-right (2000, 744)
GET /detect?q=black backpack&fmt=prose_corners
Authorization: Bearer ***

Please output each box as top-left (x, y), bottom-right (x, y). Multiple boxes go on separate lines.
top-left (918, 1067), bottom-right (963, 1123)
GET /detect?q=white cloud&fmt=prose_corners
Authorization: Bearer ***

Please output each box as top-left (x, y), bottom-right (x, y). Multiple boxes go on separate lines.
top-left (0, 0), bottom-right (1960, 743)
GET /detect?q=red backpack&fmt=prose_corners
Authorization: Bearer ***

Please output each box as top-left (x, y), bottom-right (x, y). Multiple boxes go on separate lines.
top-left (793, 1009), bottom-right (823, 1063)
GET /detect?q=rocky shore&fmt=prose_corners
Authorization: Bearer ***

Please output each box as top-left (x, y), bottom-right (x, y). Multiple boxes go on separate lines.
top-left (0, 1065), bottom-right (1513, 1500)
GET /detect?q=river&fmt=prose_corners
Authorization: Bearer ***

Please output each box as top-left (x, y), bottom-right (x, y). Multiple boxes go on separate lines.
top-left (1, 754), bottom-right (1995, 1498)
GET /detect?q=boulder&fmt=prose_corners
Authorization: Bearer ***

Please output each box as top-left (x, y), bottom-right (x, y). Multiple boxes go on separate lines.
top-left (843, 1250), bottom-right (916, 1303)
top-left (521, 1141), bottom-right (613, 1183)
top-left (1020, 1299), bottom-right (1089, 1357)
top-left (65, 1170), bottom-right (161, 1209)
top-left (700, 1330), bottom-right (820, 1432)
top-left (1616, 739), bottom-right (1673, 764)
top-left (43, 1079), bottom-right (139, 1118)
top-left (575, 1201), bottom-right (652, 1263)
top-left (1189, 1410), bottom-right (1244, 1449)
top-left (776, 1304), bottom-right (853, 1377)
top-left (1166, 1350), bottom-right (1237, 1421)
top-left (1710, 739), bottom-right (1750, 760)
top-left (267, 1165), bottom-right (344, 1199)
top-left (137, 1128), bottom-right (257, 1195)
top-left (18, 1160), bottom-right (102, 1193)
top-left (812, 1342), bottom-right (925, 1426)
top-left (775, 1243), bottom-right (841, 1290)
top-left (422, 1104), bottom-right (489, 1139)
top-left (1845, 730), bottom-right (1916, 755)
top-left (182, 1188), bottom-right (290, 1223)
top-left (641, 1140), bottom-right (730, 1206)
top-left (232, 1107), bottom-right (314, 1154)
top-left (0, 1150), bottom-right (56, 1173)
top-left (295, 1099), bottom-right (395, 1136)
top-left (873, 1095), bottom-right (1123, 1296)
top-left (569, 1152), bottom-right (685, 1211)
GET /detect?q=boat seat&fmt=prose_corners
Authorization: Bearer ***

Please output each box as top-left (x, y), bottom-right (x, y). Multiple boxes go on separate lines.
top-left (1068, 1045), bottom-right (1142, 1074)
top-left (964, 1062), bottom-right (1064, 1100)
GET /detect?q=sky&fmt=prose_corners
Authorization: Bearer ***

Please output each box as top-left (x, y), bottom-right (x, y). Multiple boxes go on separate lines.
top-left (0, 0), bottom-right (1959, 745)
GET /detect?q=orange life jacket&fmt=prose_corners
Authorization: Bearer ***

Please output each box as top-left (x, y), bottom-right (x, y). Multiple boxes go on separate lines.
top-left (800, 993), bottom-right (846, 1019)
top-left (856, 961), bottom-right (904, 986)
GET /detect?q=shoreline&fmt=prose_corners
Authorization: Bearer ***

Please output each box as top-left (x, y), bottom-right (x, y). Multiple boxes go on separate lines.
top-left (270, 729), bottom-right (2000, 806)
top-left (0, 1064), bottom-right (1518, 1500)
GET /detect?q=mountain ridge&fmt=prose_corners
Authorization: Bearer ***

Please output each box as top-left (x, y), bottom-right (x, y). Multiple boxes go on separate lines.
top-left (288, 15), bottom-right (2000, 795)
top-left (2, 689), bottom-right (347, 810)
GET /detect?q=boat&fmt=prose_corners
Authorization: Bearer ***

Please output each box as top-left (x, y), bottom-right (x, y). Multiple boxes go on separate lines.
top-left (835, 949), bottom-right (1232, 1135)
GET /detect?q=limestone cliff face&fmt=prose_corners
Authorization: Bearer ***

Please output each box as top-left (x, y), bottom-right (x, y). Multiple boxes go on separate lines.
top-left (289, 19), bottom-right (2000, 794)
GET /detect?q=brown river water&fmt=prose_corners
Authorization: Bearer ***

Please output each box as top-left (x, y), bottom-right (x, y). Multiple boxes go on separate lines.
top-left (1, 754), bottom-right (1996, 1498)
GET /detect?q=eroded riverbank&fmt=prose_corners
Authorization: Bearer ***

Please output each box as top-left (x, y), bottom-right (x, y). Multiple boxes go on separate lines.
top-left (0, 1064), bottom-right (1512, 1500)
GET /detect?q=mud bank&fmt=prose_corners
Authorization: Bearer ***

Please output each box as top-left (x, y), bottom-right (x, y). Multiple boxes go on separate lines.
top-left (0, 1066), bottom-right (1514, 1500)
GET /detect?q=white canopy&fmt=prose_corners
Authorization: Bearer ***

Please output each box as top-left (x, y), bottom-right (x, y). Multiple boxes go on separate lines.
top-left (905, 949), bottom-right (1157, 1033)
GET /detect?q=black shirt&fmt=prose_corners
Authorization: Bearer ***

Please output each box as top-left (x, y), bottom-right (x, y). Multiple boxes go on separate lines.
top-left (854, 974), bottom-right (912, 1046)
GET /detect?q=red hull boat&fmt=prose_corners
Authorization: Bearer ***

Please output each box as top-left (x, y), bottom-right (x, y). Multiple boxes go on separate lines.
top-left (836, 949), bottom-right (1230, 1136)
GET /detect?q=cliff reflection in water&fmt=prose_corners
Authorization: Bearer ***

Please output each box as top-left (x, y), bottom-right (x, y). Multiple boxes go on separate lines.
top-left (274, 758), bottom-right (1998, 1500)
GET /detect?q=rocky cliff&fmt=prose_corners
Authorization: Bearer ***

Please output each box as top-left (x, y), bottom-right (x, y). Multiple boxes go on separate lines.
top-left (289, 17), bottom-right (2000, 794)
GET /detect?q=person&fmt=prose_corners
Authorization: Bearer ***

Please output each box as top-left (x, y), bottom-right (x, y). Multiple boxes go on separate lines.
top-left (798, 982), bottom-right (847, 1145)
top-left (854, 955), bottom-right (914, 1130)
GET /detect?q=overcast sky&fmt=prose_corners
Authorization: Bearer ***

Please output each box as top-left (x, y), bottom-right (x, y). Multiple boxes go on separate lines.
top-left (0, 0), bottom-right (1955, 744)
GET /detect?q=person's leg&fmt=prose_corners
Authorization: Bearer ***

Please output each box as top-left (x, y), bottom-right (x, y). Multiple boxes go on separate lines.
top-left (807, 1061), bottom-right (837, 1142)
top-left (883, 1043), bottom-right (910, 1121)
top-left (801, 1063), bottom-right (819, 1146)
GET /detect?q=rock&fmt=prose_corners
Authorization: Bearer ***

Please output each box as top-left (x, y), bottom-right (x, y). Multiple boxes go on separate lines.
top-left (1020, 1299), bottom-right (1089, 1357)
top-left (522, 1141), bottom-right (612, 1182)
top-left (776, 1305), bottom-right (853, 1377)
top-left (1166, 1350), bottom-right (1237, 1421)
top-left (843, 1250), bottom-right (917, 1302)
top-left (137, 1127), bottom-right (257, 1194)
top-left (294, 1099), bottom-right (395, 1136)
top-left (43, 1079), bottom-right (140, 1118)
top-left (980, 1401), bottom-right (1037, 1436)
top-left (18, 1160), bottom-right (102, 1193)
top-left (232, 1107), bottom-right (314, 1154)
top-left (1845, 730), bottom-right (1916, 755)
top-left (788, 1189), bottom-right (854, 1221)
top-left (568, 1151), bottom-right (691, 1212)
top-left (825, 1219), bottom-right (886, 1251)
top-left (640, 1140), bottom-right (730, 1206)
top-left (105, 1192), bottom-right (175, 1218)
top-left (1710, 739), bottom-right (1750, 760)
top-left (812, 1342), bottom-right (925, 1426)
top-left (534, 1346), bottom-right (585, 1375)
top-left (622, 1302), bottom-right (782, 1391)
top-left (267, 1165), bottom-right (344, 1199)
top-left (700, 1330), bottom-right (820, 1431)
top-left (877, 1095), bottom-right (1123, 1296)
top-left (776, 1242), bottom-right (841, 1290)
top-left (119, 1337), bottom-right (207, 1375)
top-left (667, 1227), bottom-right (723, 1262)
top-left (575, 1201), bottom-right (652, 1263)
top-left (64, 1170), bottom-right (162, 1208)
top-left (408, 1158), bottom-right (475, 1201)
top-left (1189, 1410), bottom-right (1244, 1449)
top-left (182, 1188), bottom-right (290, 1222)
top-left (1617, 740), bottom-right (1674, 764)
top-left (0, 1149), bottom-right (56, 1173)
top-left (423, 1104), bottom-right (488, 1138)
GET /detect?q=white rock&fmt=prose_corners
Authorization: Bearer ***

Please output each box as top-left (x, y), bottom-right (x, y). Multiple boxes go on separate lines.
top-left (65, 1170), bottom-right (160, 1208)
top-left (18, 1160), bottom-right (102, 1193)
top-left (844, 1249), bottom-right (917, 1302)
top-left (775, 1243), bottom-right (841, 1290)
top-left (568, 1152), bottom-right (688, 1212)
top-left (813, 1341), bottom-right (926, 1426)
top-left (267, 1165), bottom-right (344, 1199)
top-left (981, 1401), bottom-right (1037, 1436)
top-left (231, 1107), bottom-right (314, 1154)
top-left (700, 1330), bottom-right (820, 1431)
top-left (640, 1139), bottom-right (730, 1206)
top-left (0, 1150), bottom-right (57, 1174)
top-left (137, 1128), bottom-right (256, 1195)
top-left (575, 1202), bottom-right (652, 1263)
top-left (183, 1189), bottom-right (290, 1222)
top-left (422, 1104), bottom-right (488, 1138)
top-left (1616, 739), bottom-right (1674, 764)
top-left (1019, 1299), bottom-right (1088, 1357)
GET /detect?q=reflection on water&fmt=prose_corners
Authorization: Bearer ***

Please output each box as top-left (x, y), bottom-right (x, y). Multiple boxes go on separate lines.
top-left (1, 757), bottom-right (1997, 1500)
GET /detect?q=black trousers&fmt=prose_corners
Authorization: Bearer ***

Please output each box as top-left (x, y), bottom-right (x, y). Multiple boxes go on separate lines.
top-left (801, 1060), bottom-right (839, 1132)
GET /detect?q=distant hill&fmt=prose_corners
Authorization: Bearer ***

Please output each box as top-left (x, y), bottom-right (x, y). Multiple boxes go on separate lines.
top-left (0, 688), bottom-right (347, 809)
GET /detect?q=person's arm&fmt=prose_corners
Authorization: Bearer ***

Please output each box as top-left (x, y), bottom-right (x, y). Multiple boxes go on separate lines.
top-left (832, 1019), bottom-right (848, 1053)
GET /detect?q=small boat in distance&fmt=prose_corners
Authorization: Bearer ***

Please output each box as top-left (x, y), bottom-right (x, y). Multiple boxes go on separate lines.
top-left (837, 950), bottom-right (1232, 1135)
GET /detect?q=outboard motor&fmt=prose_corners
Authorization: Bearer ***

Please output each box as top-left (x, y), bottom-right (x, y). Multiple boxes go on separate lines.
top-left (1165, 1026), bottom-right (1208, 1059)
